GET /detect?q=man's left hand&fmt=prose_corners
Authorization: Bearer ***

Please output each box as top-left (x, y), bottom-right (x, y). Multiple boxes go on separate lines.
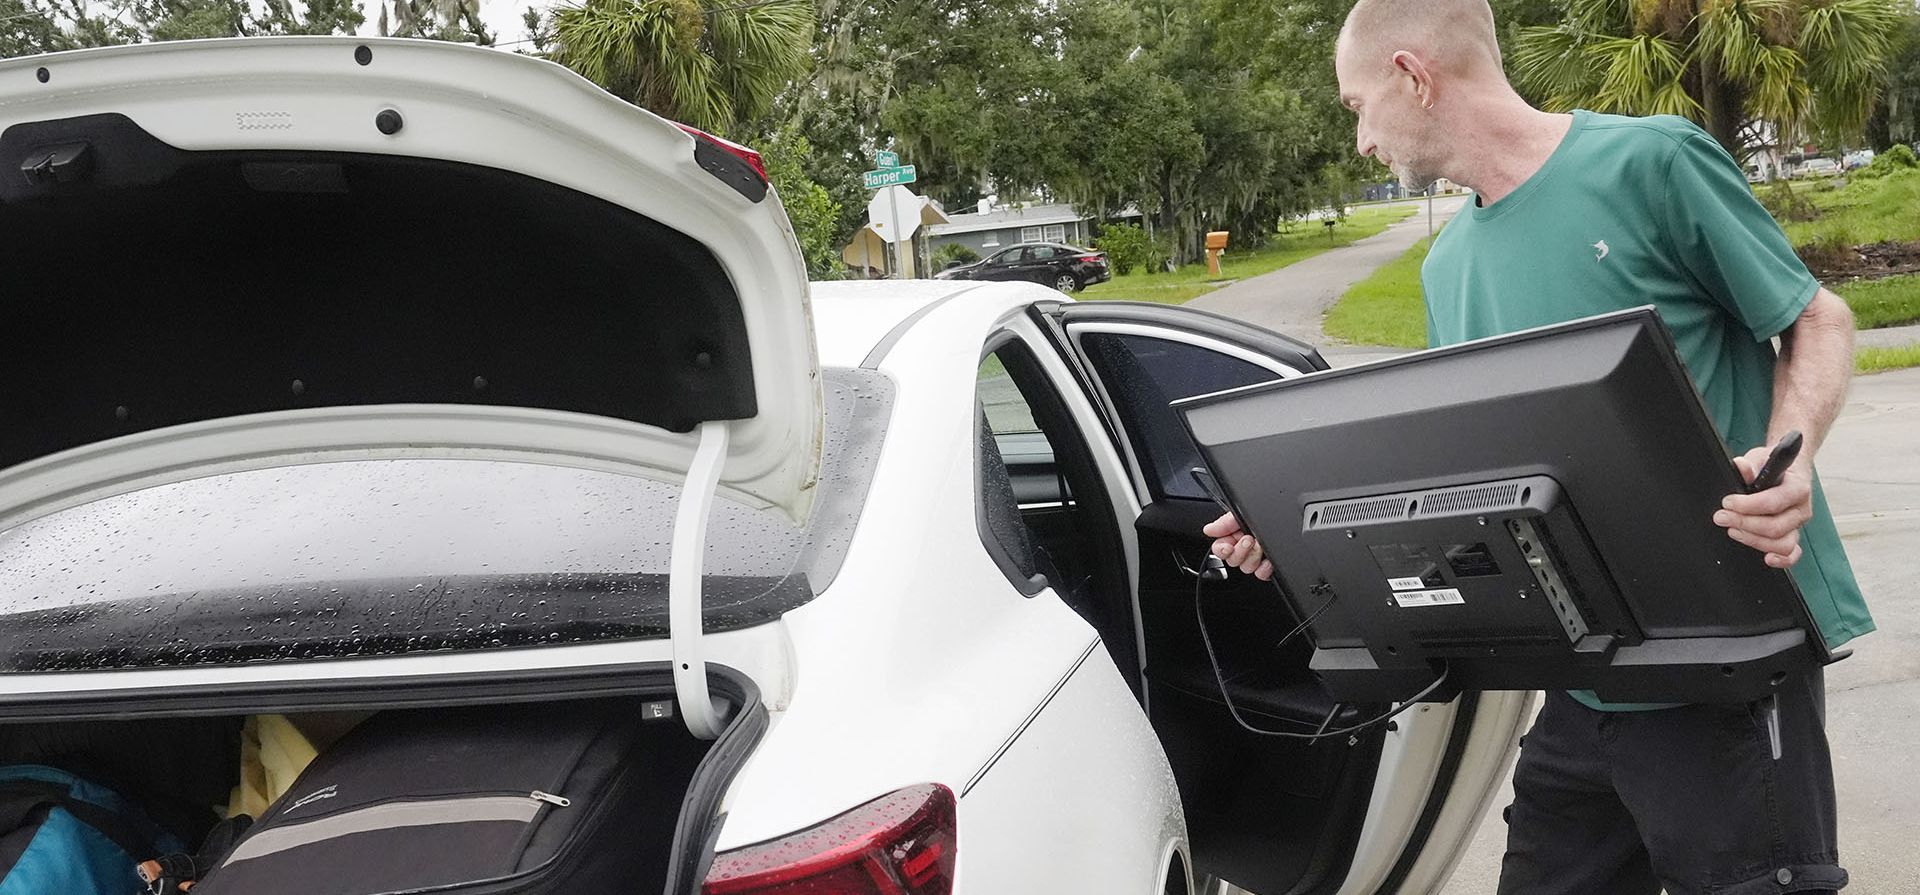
top-left (1714, 446), bottom-right (1814, 568)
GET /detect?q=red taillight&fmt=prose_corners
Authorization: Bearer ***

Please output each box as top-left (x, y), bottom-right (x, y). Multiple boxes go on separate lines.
top-left (702, 783), bottom-right (957, 895)
top-left (1077, 255), bottom-right (1103, 263)
top-left (672, 122), bottom-right (769, 182)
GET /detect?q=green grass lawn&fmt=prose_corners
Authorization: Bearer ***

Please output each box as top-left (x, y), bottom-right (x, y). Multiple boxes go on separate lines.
top-left (1323, 236), bottom-right (1431, 348)
top-left (1321, 237), bottom-right (1920, 371)
top-left (1780, 170), bottom-right (1920, 248)
top-left (1857, 344), bottom-right (1920, 374)
top-left (1834, 274), bottom-right (1920, 330)
top-left (1077, 204), bottom-right (1416, 303)
top-left (1309, 175), bottom-right (1920, 372)
top-left (1069, 282), bottom-right (1219, 304)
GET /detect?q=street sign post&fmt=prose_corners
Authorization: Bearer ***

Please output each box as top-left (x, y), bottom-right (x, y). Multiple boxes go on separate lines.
top-left (866, 185), bottom-right (925, 243)
top-left (861, 165), bottom-right (918, 190)
top-left (864, 155), bottom-right (918, 277)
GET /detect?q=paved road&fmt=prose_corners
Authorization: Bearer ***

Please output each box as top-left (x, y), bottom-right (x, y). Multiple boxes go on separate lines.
top-left (1179, 207), bottom-right (1919, 889)
top-left (1856, 321), bottom-right (1920, 350)
top-left (1184, 196), bottom-right (1467, 345)
top-left (1438, 367), bottom-right (1920, 893)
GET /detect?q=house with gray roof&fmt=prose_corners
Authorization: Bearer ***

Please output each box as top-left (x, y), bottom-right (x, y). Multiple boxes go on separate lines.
top-left (924, 202), bottom-right (1101, 259)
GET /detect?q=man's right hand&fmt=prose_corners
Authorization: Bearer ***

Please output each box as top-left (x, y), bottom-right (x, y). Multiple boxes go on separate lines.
top-left (1203, 513), bottom-right (1272, 581)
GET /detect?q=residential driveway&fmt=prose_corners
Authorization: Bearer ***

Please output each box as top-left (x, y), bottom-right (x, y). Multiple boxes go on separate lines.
top-left (1184, 221), bottom-right (1919, 888)
top-left (1184, 196), bottom-right (1468, 345)
top-left (1439, 367), bottom-right (1920, 892)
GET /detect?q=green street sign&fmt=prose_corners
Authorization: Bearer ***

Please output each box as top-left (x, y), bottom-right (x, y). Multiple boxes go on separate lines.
top-left (862, 165), bottom-right (917, 190)
top-left (874, 150), bottom-right (900, 168)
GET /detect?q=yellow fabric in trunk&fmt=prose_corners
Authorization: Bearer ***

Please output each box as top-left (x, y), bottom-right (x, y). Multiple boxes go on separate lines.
top-left (226, 714), bottom-right (319, 819)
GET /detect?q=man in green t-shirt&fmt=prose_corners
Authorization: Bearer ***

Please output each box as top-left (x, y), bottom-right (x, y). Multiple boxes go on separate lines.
top-left (1203, 0), bottom-right (1872, 891)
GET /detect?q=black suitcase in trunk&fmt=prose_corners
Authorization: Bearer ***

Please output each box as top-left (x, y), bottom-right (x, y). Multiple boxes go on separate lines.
top-left (193, 699), bottom-right (705, 895)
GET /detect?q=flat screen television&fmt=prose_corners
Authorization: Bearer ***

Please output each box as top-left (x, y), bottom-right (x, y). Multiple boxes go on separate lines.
top-left (1174, 308), bottom-right (1837, 705)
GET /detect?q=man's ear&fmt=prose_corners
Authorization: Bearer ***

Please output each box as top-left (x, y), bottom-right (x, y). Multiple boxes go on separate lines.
top-left (1391, 49), bottom-right (1435, 109)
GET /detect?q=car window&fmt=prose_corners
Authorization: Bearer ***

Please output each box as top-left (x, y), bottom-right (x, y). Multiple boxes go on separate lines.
top-left (991, 249), bottom-right (1020, 265)
top-left (974, 339), bottom-right (1136, 687)
top-left (979, 352), bottom-right (1040, 435)
top-left (1076, 332), bottom-right (1281, 500)
top-left (977, 349), bottom-right (1048, 587)
top-left (0, 369), bottom-right (894, 671)
top-left (1028, 245), bottom-right (1059, 260)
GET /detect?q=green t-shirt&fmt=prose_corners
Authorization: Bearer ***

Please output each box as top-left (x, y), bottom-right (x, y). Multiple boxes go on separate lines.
top-left (1422, 110), bottom-right (1875, 711)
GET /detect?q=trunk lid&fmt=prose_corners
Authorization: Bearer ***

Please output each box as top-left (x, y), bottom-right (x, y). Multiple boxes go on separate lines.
top-left (0, 37), bottom-right (822, 529)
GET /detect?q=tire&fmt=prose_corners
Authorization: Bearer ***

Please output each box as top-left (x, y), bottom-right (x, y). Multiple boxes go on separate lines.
top-left (1054, 273), bottom-right (1079, 293)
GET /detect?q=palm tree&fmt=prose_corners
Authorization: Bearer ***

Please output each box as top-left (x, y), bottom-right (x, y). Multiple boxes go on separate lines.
top-left (1511, 0), bottom-right (1908, 159)
top-left (547, 0), bottom-right (813, 135)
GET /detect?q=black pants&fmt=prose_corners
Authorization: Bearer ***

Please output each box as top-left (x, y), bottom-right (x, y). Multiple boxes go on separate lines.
top-left (1498, 670), bottom-right (1845, 895)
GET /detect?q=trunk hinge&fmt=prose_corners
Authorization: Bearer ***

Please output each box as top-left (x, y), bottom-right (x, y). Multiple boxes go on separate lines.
top-left (670, 420), bottom-right (730, 739)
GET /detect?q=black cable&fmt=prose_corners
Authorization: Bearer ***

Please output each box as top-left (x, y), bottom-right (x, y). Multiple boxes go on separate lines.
top-left (1270, 582), bottom-right (1339, 650)
top-left (1193, 572), bottom-right (1452, 742)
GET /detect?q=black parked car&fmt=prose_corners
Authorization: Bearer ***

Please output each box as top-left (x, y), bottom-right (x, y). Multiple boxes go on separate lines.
top-left (933, 242), bottom-right (1111, 292)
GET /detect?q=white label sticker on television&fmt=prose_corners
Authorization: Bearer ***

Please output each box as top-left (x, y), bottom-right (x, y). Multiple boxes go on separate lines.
top-left (1394, 589), bottom-right (1465, 608)
top-left (1387, 577), bottom-right (1427, 591)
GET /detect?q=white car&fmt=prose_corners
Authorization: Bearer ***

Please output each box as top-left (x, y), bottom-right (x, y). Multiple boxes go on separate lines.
top-left (0, 38), bottom-right (1532, 894)
top-left (1797, 157), bottom-right (1841, 178)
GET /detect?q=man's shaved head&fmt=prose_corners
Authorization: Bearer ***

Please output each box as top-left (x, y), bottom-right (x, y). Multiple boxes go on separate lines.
top-left (1338, 0), bottom-right (1504, 79)
top-left (1333, 0), bottom-right (1509, 190)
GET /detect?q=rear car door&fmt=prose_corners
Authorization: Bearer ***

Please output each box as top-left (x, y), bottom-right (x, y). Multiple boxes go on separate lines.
top-left (1017, 245), bottom-right (1063, 286)
top-left (978, 247), bottom-right (1026, 282)
top-left (1036, 300), bottom-right (1534, 894)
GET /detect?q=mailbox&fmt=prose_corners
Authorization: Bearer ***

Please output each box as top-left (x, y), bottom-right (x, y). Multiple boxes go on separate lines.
top-left (1204, 230), bottom-right (1230, 277)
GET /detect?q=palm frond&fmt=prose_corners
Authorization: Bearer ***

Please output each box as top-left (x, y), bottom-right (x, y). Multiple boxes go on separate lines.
top-left (1511, 24), bottom-right (1606, 110)
top-left (705, 0), bottom-right (812, 123)
top-left (1515, 0), bottom-right (1905, 152)
top-left (1745, 42), bottom-right (1809, 132)
top-left (553, 0), bottom-right (712, 121)
top-left (1800, 0), bottom-right (1900, 84)
top-left (1590, 33), bottom-right (1694, 115)
top-left (1695, 0), bottom-right (1769, 80)
top-left (1798, 0), bottom-right (1903, 140)
top-left (549, 0), bottom-right (812, 132)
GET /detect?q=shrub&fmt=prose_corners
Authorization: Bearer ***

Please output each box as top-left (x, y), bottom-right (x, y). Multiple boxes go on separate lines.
top-left (1855, 144), bottom-right (1920, 179)
top-left (1143, 235), bottom-right (1173, 274)
top-left (757, 128), bottom-right (843, 279)
top-left (1094, 222), bottom-right (1152, 276)
top-left (1760, 180), bottom-right (1819, 223)
top-left (931, 243), bottom-right (979, 271)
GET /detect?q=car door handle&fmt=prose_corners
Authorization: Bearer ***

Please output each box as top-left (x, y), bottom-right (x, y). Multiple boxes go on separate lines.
top-left (1171, 548), bottom-right (1229, 581)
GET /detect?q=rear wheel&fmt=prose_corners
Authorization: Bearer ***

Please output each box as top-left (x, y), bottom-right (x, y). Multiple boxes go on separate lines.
top-left (1054, 273), bottom-right (1080, 293)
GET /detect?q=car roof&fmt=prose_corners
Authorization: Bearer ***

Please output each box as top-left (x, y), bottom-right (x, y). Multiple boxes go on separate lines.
top-left (810, 280), bottom-right (989, 368)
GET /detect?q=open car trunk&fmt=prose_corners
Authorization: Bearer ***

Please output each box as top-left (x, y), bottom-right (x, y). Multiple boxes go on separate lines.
top-left (0, 38), bottom-right (824, 530)
top-left (0, 37), bottom-right (830, 738)
top-left (0, 39), bottom-right (833, 891)
top-left (0, 666), bottom-right (766, 893)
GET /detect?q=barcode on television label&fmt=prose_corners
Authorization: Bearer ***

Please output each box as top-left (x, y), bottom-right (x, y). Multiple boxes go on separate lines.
top-left (1394, 589), bottom-right (1465, 608)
